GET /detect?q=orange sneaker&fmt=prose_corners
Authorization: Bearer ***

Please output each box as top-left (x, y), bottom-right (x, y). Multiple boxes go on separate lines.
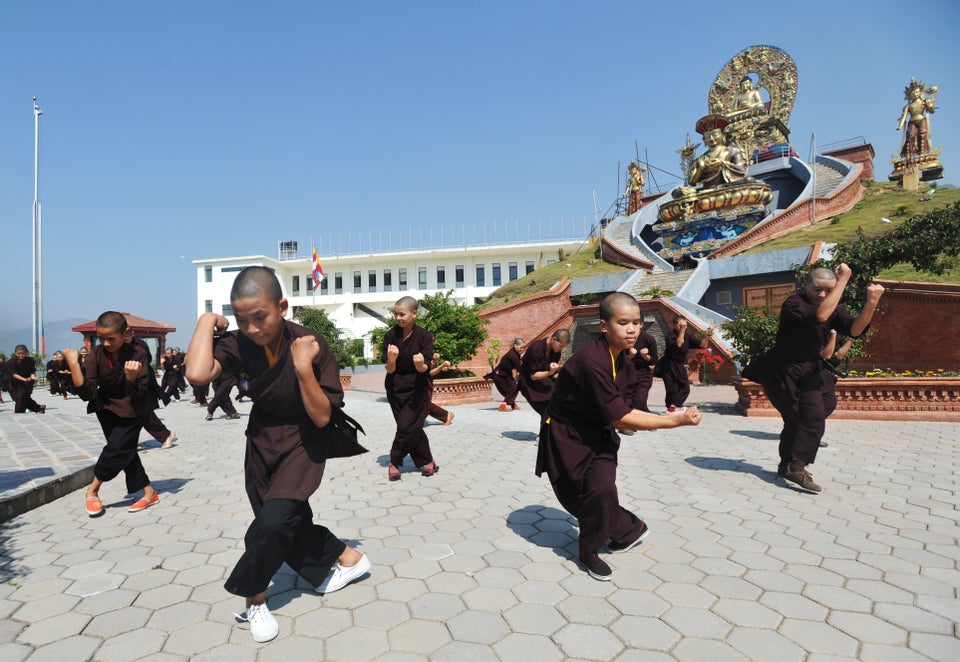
top-left (421, 461), bottom-right (439, 477)
top-left (128, 493), bottom-right (159, 513)
top-left (498, 403), bottom-right (510, 412)
top-left (85, 496), bottom-right (104, 517)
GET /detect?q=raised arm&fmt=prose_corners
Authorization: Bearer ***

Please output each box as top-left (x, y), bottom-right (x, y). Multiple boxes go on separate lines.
top-left (850, 283), bottom-right (885, 338)
top-left (290, 336), bottom-right (332, 429)
top-left (184, 312), bottom-right (227, 385)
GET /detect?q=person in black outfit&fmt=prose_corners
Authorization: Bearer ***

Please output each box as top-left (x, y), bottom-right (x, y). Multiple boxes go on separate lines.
top-left (755, 265), bottom-right (883, 493)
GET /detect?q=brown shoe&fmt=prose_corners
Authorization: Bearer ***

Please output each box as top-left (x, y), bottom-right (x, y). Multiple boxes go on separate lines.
top-left (783, 460), bottom-right (822, 494)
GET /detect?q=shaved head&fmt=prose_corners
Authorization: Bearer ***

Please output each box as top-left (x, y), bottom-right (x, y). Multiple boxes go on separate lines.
top-left (231, 266), bottom-right (283, 303)
top-left (96, 311), bottom-right (128, 333)
top-left (551, 329), bottom-right (571, 344)
top-left (806, 267), bottom-right (837, 284)
top-left (395, 296), bottom-right (419, 312)
top-left (599, 292), bottom-right (639, 322)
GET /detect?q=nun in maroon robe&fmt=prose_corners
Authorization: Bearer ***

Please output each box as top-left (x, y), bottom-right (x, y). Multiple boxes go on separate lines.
top-left (518, 331), bottom-right (569, 417)
top-left (214, 318), bottom-right (365, 596)
top-left (485, 339), bottom-right (524, 410)
top-left (535, 334), bottom-right (646, 577)
top-left (382, 319), bottom-right (436, 475)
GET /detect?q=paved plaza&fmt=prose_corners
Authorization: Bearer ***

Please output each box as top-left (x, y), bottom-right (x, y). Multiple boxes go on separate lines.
top-left (1, 374), bottom-right (958, 661)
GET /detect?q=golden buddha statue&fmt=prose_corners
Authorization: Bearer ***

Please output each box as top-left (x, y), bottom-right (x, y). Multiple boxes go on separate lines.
top-left (688, 115), bottom-right (748, 188)
top-left (732, 76), bottom-right (764, 113)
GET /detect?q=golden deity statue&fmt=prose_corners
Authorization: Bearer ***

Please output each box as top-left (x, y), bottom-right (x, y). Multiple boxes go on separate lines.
top-left (889, 77), bottom-right (943, 188)
top-left (896, 78), bottom-right (937, 159)
top-left (688, 115), bottom-right (748, 188)
top-left (623, 161), bottom-right (647, 214)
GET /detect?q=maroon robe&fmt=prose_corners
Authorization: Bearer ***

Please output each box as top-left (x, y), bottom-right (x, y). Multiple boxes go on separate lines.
top-left (214, 319), bottom-right (350, 502)
top-left (214, 318), bottom-right (360, 597)
top-left (535, 334), bottom-right (645, 564)
top-left (382, 323), bottom-right (435, 468)
top-left (661, 330), bottom-right (699, 408)
top-left (519, 338), bottom-right (561, 416)
top-left (486, 346), bottom-right (522, 407)
top-left (629, 331), bottom-right (658, 412)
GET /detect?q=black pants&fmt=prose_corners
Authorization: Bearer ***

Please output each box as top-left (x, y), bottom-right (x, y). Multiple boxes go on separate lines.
top-left (11, 384), bottom-right (42, 413)
top-left (549, 452), bottom-right (644, 564)
top-left (763, 360), bottom-right (828, 465)
top-left (631, 372), bottom-right (653, 413)
top-left (224, 478), bottom-right (345, 597)
top-left (388, 392), bottom-right (433, 468)
top-left (94, 410), bottom-right (151, 495)
top-left (142, 411), bottom-right (171, 443)
top-left (207, 381), bottom-right (238, 417)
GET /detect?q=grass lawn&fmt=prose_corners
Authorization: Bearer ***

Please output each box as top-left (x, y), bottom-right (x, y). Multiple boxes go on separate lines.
top-left (478, 238), bottom-right (632, 310)
top-left (743, 181), bottom-right (960, 283)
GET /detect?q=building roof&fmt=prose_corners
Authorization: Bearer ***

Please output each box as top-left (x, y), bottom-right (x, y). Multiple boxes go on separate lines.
top-left (71, 313), bottom-right (176, 334)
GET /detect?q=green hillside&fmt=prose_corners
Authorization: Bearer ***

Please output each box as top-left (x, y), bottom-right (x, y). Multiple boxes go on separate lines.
top-left (745, 181), bottom-right (960, 283)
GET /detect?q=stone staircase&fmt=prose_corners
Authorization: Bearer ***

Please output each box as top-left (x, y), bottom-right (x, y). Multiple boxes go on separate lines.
top-left (628, 269), bottom-right (694, 299)
top-left (813, 160), bottom-right (846, 197)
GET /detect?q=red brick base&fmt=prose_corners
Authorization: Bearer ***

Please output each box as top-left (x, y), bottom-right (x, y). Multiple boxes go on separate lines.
top-left (733, 376), bottom-right (960, 421)
top-left (432, 377), bottom-right (493, 406)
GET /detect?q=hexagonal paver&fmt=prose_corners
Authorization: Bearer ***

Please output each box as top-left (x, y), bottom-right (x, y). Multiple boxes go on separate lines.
top-left (609, 615), bottom-right (681, 650)
top-left (493, 632), bottom-right (565, 662)
top-left (553, 623), bottom-right (624, 661)
top-left (353, 600), bottom-right (409, 629)
top-left (447, 610), bottom-right (509, 644)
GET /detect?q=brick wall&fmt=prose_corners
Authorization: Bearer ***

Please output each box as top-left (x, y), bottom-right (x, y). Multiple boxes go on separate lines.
top-left (823, 144), bottom-right (876, 182)
top-left (464, 278), bottom-right (574, 375)
top-left (851, 279), bottom-right (960, 373)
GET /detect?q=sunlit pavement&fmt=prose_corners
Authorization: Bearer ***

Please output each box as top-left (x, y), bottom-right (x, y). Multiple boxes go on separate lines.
top-left (1, 379), bottom-right (958, 661)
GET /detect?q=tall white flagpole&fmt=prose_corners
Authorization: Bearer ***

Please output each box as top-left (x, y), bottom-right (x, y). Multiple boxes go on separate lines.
top-left (32, 97), bottom-right (44, 355)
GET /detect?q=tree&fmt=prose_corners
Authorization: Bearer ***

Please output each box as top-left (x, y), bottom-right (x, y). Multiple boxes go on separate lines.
top-left (722, 305), bottom-right (781, 369)
top-left (365, 292), bottom-right (490, 374)
top-left (293, 307), bottom-right (356, 370)
top-left (419, 291), bottom-right (489, 369)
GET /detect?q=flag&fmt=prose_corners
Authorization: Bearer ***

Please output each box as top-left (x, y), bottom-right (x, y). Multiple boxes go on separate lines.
top-left (312, 246), bottom-right (325, 290)
top-left (41, 320), bottom-right (45, 357)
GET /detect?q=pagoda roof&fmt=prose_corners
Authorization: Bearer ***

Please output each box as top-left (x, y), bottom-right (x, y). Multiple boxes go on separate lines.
top-left (72, 313), bottom-right (176, 334)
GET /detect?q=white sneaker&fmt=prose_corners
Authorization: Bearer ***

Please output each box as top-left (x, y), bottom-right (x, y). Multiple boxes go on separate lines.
top-left (316, 553), bottom-right (371, 594)
top-left (246, 602), bottom-right (279, 643)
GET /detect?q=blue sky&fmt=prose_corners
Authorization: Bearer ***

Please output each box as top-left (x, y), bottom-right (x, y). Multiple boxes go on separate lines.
top-left (1, 0), bottom-right (958, 348)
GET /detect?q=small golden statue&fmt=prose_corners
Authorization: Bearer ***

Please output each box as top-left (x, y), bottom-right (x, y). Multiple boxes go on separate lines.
top-left (889, 78), bottom-right (943, 188)
top-left (732, 76), bottom-right (765, 113)
top-left (623, 161), bottom-right (647, 215)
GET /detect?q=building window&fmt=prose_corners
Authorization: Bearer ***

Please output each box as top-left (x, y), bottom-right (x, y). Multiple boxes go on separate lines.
top-left (335, 272), bottom-right (343, 295)
top-left (368, 270), bottom-right (377, 292)
top-left (384, 269), bottom-right (393, 292)
top-left (525, 260), bottom-right (535, 275)
top-left (320, 277), bottom-right (328, 294)
top-left (292, 275), bottom-right (300, 296)
top-left (204, 300), bottom-right (213, 313)
top-left (492, 263), bottom-right (502, 286)
top-left (353, 271), bottom-right (362, 293)
top-left (437, 266), bottom-right (446, 288)
top-left (306, 274), bottom-right (313, 293)
top-left (222, 304), bottom-right (234, 316)
top-left (418, 267), bottom-right (427, 289)
top-left (204, 265), bottom-right (212, 282)
top-left (476, 264), bottom-right (485, 287)
top-left (399, 268), bottom-right (407, 291)
top-left (455, 265), bottom-right (464, 288)
top-left (509, 262), bottom-right (518, 281)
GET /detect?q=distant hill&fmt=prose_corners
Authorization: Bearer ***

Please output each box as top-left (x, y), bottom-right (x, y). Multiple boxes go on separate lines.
top-left (0, 318), bottom-right (88, 357)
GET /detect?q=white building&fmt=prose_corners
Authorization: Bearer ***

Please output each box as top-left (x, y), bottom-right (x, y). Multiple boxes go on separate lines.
top-left (195, 239), bottom-right (581, 358)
